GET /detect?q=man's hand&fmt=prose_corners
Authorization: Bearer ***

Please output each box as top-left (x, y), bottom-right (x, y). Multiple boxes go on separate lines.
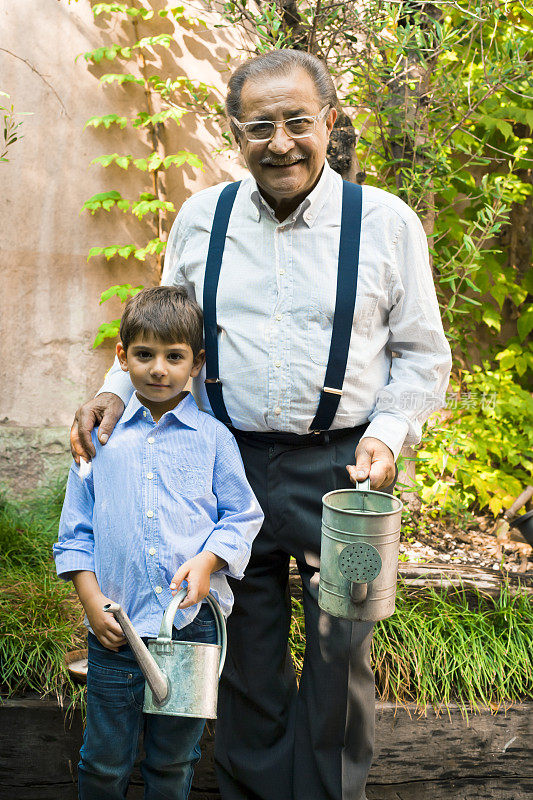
top-left (347, 436), bottom-right (395, 490)
top-left (170, 552), bottom-right (227, 609)
top-left (70, 393), bottom-right (125, 463)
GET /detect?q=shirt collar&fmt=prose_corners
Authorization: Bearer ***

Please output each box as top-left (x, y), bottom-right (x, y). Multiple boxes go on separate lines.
top-left (117, 391), bottom-right (199, 430)
top-left (249, 159), bottom-right (335, 227)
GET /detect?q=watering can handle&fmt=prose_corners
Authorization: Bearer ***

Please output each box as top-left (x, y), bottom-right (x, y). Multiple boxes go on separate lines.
top-left (157, 588), bottom-right (227, 678)
top-left (356, 478), bottom-right (371, 491)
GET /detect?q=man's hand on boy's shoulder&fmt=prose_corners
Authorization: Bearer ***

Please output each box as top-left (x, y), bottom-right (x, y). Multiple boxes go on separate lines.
top-left (71, 392), bottom-right (125, 463)
top-left (171, 552), bottom-right (227, 609)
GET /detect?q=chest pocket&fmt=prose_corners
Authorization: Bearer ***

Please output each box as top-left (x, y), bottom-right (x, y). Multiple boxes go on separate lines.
top-left (307, 295), bottom-right (379, 367)
top-left (170, 461), bottom-right (212, 497)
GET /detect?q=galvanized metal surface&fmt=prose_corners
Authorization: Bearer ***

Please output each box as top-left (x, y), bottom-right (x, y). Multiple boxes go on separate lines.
top-left (319, 480), bottom-right (403, 621)
top-left (105, 590), bottom-right (226, 719)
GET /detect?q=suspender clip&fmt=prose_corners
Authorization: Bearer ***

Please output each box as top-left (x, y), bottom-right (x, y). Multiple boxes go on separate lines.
top-left (205, 378), bottom-right (222, 384)
top-left (323, 386), bottom-right (343, 396)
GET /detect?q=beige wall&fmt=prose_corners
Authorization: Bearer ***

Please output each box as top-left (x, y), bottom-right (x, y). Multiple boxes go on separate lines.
top-left (0, 0), bottom-right (249, 495)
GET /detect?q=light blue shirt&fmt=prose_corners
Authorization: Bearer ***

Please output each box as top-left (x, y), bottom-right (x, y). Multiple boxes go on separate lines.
top-left (100, 161), bottom-right (451, 461)
top-left (54, 392), bottom-right (264, 636)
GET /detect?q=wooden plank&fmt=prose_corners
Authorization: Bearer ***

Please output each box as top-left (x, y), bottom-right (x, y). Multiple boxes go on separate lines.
top-left (370, 702), bottom-right (532, 782)
top-left (367, 777), bottom-right (533, 799)
top-left (1, 700), bottom-right (531, 799)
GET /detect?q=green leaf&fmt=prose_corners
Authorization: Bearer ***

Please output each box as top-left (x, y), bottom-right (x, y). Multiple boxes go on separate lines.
top-left (99, 73), bottom-right (144, 87)
top-left (115, 156), bottom-right (130, 170)
top-left (517, 305), bottom-right (533, 342)
top-left (93, 320), bottom-right (121, 349)
top-left (482, 305), bottom-right (501, 332)
top-left (99, 284), bottom-right (143, 304)
top-left (84, 114), bottom-right (127, 130)
top-left (88, 247), bottom-right (104, 260)
top-left (82, 191), bottom-right (125, 214)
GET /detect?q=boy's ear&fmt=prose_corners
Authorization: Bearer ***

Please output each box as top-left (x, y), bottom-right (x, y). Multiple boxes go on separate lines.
top-left (190, 348), bottom-right (205, 378)
top-left (116, 342), bottom-right (129, 372)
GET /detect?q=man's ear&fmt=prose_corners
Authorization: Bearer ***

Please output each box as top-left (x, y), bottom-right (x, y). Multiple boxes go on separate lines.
top-left (190, 349), bottom-right (205, 378)
top-left (325, 107), bottom-right (337, 138)
top-left (116, 342), bottom-right (129, 373)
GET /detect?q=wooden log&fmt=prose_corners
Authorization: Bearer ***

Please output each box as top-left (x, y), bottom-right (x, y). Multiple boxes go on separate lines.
top-left (1, 699), bottom-right (532, 800)
top-left (504, 486), bottom-right (533, 520)
top-left (366, 777), bottom-right (533, 799)
top-left (397, 562), bottom-right (533, 596)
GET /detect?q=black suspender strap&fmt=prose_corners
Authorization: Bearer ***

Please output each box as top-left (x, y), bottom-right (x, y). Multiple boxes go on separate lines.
top-left (203, 178), bottom-right (362, 432)
top-left (309, 180), bottom-right (363, 431)
top-left (202, 181), bottom-right (241, 427)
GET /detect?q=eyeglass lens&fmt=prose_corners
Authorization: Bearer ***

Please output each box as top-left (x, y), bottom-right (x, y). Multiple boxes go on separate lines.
top-left (245, 116), bottom-right (316, 141)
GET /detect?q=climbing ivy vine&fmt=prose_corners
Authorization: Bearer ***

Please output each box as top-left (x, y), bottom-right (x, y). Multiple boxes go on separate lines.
top-left (81, 1), bottom-right (220, 346)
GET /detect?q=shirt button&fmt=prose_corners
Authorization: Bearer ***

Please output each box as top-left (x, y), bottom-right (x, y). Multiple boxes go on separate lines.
top-left (155, 586), bottom-right (162, 594)
top-left (147, 436), bottom-right (155, 444)
top-left (149, 547), bottom-right (156, 556)
top-left (147, 472), bottom-right (154, 480)
top-left (279, 269), bottom-right (285, 276)
top-left (143, 410), bottom-right (147, 417)
top-left (274, 407), bottom-right (282, 415)
top-left (146, 510), bottom-right (154, 518)
top-left (275, 314), bottom-right (282, 321)
top-left (275, 361), bottom-right (281, 368)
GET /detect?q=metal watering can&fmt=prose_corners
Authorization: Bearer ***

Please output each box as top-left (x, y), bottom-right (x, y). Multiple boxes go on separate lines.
top-left (318, 479), bottom-right (403, 622)
top-left (103, 589), bottom-right (226, 719)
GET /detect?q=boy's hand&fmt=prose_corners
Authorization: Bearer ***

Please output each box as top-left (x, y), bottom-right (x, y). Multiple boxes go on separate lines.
top-left (170, 552), bottom-right (227, 609)
top-left (71, 572), bottom-right (126, 651)
top-left (84, 591), bottom-right (127, 651)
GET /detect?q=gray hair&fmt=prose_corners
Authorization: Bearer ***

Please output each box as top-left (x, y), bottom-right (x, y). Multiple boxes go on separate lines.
top-left (226, 49), bottom-right (338, 138)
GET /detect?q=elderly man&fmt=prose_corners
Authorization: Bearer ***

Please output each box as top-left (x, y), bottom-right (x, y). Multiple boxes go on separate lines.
top-left (72, 49), bottom-right (451, 800)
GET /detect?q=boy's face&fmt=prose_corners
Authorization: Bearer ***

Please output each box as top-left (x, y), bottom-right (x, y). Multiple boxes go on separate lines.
top-left (116, 335), bottom-right (205, 417)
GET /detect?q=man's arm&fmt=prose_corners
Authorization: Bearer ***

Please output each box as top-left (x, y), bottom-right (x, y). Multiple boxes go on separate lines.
top-left (355, 206), bottom-right (452, 482)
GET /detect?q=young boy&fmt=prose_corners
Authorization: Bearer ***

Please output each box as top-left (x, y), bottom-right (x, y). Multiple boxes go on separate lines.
top-left (54, 286), bottom-right (263, 800)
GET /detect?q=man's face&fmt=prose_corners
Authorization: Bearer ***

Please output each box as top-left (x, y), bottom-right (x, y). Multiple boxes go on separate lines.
top-left (237, 68), bottom-right (337, 208)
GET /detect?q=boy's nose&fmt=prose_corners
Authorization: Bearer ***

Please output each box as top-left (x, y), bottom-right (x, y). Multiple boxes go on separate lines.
top-left (150, 359), bottom-right (167, 377)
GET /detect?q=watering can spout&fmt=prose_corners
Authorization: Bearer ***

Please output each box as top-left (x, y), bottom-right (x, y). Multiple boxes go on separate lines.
top-left (103, 602), bottom-right (169, 706)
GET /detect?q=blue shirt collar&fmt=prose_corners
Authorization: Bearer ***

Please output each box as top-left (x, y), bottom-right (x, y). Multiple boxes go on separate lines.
top-left (118, 391), bottom-right (199, 430)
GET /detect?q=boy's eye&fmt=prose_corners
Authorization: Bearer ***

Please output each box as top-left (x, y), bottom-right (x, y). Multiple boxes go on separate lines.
top-left (137, 351), bottom-right (152, 359)
top-left (168, 353), bottom-right (183, 361)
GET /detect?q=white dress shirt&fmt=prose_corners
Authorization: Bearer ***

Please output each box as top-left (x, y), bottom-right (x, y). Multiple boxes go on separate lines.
top-left (100, 160), bottom-right (451, 460)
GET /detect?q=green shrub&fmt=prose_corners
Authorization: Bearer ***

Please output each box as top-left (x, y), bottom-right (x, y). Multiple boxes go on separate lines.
top-left (415, 365), bottom-right (533, 516)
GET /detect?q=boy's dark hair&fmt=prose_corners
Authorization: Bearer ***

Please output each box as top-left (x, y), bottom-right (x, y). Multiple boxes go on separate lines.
top-left (119, 286), bottom-right (203, 355)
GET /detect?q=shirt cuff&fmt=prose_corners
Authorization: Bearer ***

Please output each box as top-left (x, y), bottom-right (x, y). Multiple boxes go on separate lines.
top-left (203, 541), bottom-right (249, 581)
top-left (55, 550), bottom-right (95, 580)
top-left (362, 414), bottom-right (409, 462)
top-left (96, 370), bottom-right (135, 406)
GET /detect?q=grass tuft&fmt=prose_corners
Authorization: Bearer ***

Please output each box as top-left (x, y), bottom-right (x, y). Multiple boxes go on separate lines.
top-left (0, 482), bottom-right (86, 710)
top-left (1, 483), bottom-right (532, 716)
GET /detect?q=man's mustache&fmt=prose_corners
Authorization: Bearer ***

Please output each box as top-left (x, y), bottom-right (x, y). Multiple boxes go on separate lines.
top-left (259, 157), bottom-right (306, 167)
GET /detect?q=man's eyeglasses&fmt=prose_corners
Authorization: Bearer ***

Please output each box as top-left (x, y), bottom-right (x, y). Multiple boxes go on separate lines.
top-left (231, 105), bottom-right (330, 143)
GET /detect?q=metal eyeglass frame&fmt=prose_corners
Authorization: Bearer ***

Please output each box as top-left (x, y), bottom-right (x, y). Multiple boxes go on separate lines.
top-left (231, 105), bottom-right (330, 143)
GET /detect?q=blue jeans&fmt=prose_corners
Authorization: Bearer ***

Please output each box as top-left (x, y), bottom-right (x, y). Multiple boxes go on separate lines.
top-left (78, 604), bottom-right (218, 800)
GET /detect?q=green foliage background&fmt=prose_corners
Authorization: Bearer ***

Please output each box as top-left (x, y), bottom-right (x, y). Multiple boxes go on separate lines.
top-left (81, 0), bottom-right (532, 516)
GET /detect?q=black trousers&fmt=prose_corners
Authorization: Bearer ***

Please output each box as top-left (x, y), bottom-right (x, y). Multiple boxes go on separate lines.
top-left (215, 425), bottom-right (385, 800)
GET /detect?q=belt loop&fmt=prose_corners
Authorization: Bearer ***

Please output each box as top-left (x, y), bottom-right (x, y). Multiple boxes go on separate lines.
top-left (323, 432), bottom-right (330, 445)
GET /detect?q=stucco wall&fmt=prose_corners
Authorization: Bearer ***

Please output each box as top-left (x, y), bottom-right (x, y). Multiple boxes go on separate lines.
top-left (0, 0), bottom-right (249, 495)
